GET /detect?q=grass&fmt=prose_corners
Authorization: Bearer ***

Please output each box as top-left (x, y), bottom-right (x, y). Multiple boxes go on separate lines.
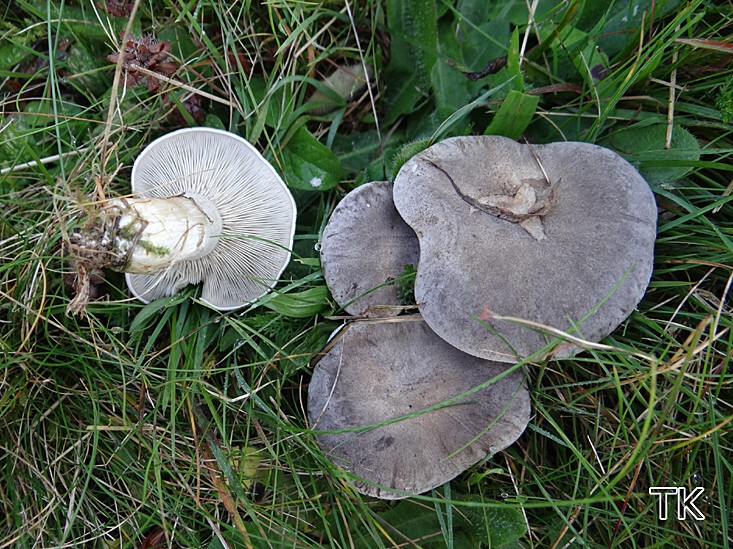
top-left (1, 0), bottom-right (732, 547)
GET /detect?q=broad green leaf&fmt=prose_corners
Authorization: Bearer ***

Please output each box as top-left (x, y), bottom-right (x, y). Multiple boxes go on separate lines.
top-left (485, 506), bottom-right (527, 547)
top-left (328, 499), bottom-right (482, 548)
top-left (485, 90), bottom-right (539, 139)
top-left (457, 496), bottom-right (527, 547)
top-left (246, 76), bottom-right (295, 130)
top-left (263, 286), bottom-right (330, 318)
top-left (128, 295), bottom-right (182, 331)
top-left (280, 126), bottom-right (343, 191)
top-left (332, 130), bottom-right (383, 174)
top-left (596, 0), bottom-right (685, 61)
top-left (431, 59), bottom-right (471, 120)
top-left (383, 0), bottom-right (439, 123)
top-left (385, 0), bottom-right (438, 88)
top-left (203, 114), bottom-right (226, 130)
top-left (601, 123), bottom-right (701, 185)
top-left (377, 501), bottom-right (479, 548)
top-left (18, 0), bottom-right (112, 39)
top-left (432, 20), bottom-right (471, 120)
top-left (460, 20), bottom-right (509, 74)
top-left (457, 0), bottom-right (491, 24)
top-left (542, 25), bottom-right (609, 87)
top-left (0, 44), bottom-right (28, 71)
top-left (506, 28), bottom-right (523, 92)
top-left (23, 100), bottom-right (82, 128)
top-left (382, 71), bottom-right (424, 125)
top-left (326, 498), bottom-right (526, 549)
top-left (61, 40), bottom-right (111, 96)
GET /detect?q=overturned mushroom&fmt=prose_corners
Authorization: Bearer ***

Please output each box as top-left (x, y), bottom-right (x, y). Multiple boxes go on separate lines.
top-left (392, 136), bottom-right (657, 362)
top-left (308, 317), bottom-right (530, 499)
top-left (68, 128), bottom-right (296, 312)
top-left (320, 181), bottom-right (419, 317)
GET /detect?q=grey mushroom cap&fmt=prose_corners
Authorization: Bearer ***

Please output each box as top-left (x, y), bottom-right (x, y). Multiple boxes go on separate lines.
top-left (308, 317), bottom-right (530, 499)
top-left (125, 128), bottom-right (297, 311)
top-left (321, 181), bottom-right (419, 317)
top-left (392, 136), bottom-right (657, 362)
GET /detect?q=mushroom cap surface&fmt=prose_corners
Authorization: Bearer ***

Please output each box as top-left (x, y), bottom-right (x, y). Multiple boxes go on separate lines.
top-left (308, 317), bottom-right (530, 499)
top-left (392, 136), bottom-right (657, 361)
top-left (125, 127), bottom-right (297, 310)
top-left (321, 181), bottom-right (419, 317)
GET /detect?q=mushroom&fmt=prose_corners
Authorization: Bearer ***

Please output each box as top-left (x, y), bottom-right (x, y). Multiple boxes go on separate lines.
top-left (320, 181), bottom-right (419, 317)
top-left (308, 317), bottom-right (530, 499)
top-left (392, 136), bottom-right (657, 361)
top-left (68, 128), bottom-right (296, 311)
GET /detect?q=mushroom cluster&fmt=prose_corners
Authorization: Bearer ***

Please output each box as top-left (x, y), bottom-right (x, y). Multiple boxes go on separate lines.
top-left (68, 128), bottom-right (297, 312)
top-left (310, 135), bottom-right (657, 499)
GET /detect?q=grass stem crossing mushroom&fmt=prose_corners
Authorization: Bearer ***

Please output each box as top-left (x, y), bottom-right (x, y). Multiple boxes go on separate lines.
top-left (308, 317), bottom-right (530, 499)
top-left (392, 136), bottom-right (657, 361)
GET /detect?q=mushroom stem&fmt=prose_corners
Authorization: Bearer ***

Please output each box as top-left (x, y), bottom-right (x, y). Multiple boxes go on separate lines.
top-left (69, 193), bottom-right (222, 276)
top-left (108, 194), bottom-right (223, 273)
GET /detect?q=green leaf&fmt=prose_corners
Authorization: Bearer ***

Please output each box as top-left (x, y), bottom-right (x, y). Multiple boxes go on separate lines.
top-left (382, 0), bottom-right (439, 123)
top-left (432, 22), bottom-right (471, 120)
top-left (0, 43), bottom-right (29, 71)
top-left (541, 24), bottom-right (610, 89)
top-left (263, 286), bottom-right (330, 318)
top-left (382, 71), bottom-right (424, 125)
top-left (506, 28), bottom-right (523, 92)
top-left (485, 90), bottom-right (539, 139)
top-left (23, 100), bottom-right (82, 128)
top-left (372, 500), bottom-right (483, 548)
top-left (594, 0), bottom-right (684, 61)
top-left (601, 122), bottom-right (701, 185)
top-left (280, 126), bottom-right (343, 191)
top-left (247, 76), bottom-right (295, 130)
top-left (457, 0), bottom-right (491, 25)
top-left (333, 130), bottom-right (383, 174)
top-left (485, 505), bottom-right (527, 547)
top-left (385, 0), bottom-right (438, 88)
top-left (327, 498), bottom-right (526, 549)
top-left (460, 20), bottom-right (508, 73)
top-left (456, 496), bottom-right (527, 548)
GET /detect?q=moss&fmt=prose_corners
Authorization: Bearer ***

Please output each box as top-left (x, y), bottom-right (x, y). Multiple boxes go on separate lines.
top-left (716, 76), bottom-right (733, 123)
top-left (137, 239), bottom-right (170, 257)
top-left (117, 222), bottom-right (141, 242)
top-left (395, 263), bottom-right (416, 306)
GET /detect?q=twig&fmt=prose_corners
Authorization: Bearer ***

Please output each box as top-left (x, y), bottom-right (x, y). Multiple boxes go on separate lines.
top-left (130, 65), bottom-right (238, 108)
top-left (100, 0), bottom-right (144, 200)
top-left (520, 0), bottom-right (541, 65)
top-left (666, 25), bottom-right (682, 149)
top-left (344, 0), bottom-right (383, 173)
top-left (481, 309), bottom-right (659, 363)
top-left (0, 147), bottom-right (88, 175)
